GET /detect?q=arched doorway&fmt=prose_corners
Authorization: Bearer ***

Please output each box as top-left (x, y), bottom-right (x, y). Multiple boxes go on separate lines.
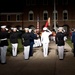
top-left (63, 24), bottom-right (69, 37)
top-left (63, 25), bottom-right (69, 32)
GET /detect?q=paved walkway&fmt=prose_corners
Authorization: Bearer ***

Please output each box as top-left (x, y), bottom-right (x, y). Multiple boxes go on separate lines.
top-left (0, 41), bottom-right (75, 75)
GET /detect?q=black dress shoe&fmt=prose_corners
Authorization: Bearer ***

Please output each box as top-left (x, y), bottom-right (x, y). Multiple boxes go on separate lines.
top-left (29, 55), bottom-right (33, 57)
top-left (59, 59), bottom-right (63, 60)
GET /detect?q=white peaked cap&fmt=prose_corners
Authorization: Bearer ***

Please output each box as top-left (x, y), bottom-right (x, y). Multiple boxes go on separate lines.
top-left (6, 28), bottom-right (8, 31)
top-left (29, 29), bottom-right (32, 32)
top-left (1, 25), bottom-right (6, 28)
top-left (19, 27), bottom-right (22, 30)
top-left (63, 29), bottom-right (65, 32)
top-left (43, 27), bottom-right (47, 30)
top-left (13, 28), bottom-right (17, 31)
top-left (24, 28), bottom-right (29, 31)
top-left (11, 27), bottom-right (14, 30)
top-left (58, 27), bottom-right (63, 30)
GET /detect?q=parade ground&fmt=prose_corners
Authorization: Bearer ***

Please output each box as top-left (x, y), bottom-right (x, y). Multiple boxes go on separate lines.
top-left (0, 41), bottom-right (75, 75)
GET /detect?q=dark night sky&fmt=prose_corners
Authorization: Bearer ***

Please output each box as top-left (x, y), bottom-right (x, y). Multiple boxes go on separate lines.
top-left (0, 0), bottom-right (75, 12)
top-left (0, 0), bottom-right (25, 12)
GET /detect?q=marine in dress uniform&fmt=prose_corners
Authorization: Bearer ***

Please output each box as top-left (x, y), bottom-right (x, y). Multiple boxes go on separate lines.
top-left (29, 29), bottom-right (37, 57)
top-left (55, 27), bottom-right (65, 60)
top-left (22, 28), bottom-right (31, 60)
top-left (41, 27), bottom-right (52, 57)
top-left (0, 25), bottom-right (9, 64)
top-left (10, 27), bottom-right (21, 57)
top-left (33, 29), bottom-right (38, 47)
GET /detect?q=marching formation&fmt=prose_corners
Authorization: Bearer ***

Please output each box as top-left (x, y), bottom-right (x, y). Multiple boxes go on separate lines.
top-left (0, 17), bottom-right (74, 65)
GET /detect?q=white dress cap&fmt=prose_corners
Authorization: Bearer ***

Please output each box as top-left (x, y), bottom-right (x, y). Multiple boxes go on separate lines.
top-left (13, 28), bottom-right (17, 31)
top-left (58, 27), bottom-right (63, 31)
top-left (1, 25), bottom-right (6, 28)
top-left (6, 28), bottom-right (8, 31)
top-left (29, 29), bottom-right (32, 32)
top-left (43, 27), bottom-right (47, 30)
top-left (19, 27), bottom-right (22, 30)
top-left (24, 28), bottom-right (29, 31)
top-left (11, 27), bottom-right (14, 30)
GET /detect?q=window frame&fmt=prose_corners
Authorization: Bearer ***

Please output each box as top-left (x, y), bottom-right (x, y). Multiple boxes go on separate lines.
top-left (16, 14), bottom-right (21, 21)
top-left (7, 15), bottom-right (11, 21)
top-left (63, 10), bottom-right (68, 20)
top-left (28, 11), bottom-right (34, 21)
top-left (53, 10), bottom-right (58, 20)
top-left (43, 10), bottom-right (48, 20)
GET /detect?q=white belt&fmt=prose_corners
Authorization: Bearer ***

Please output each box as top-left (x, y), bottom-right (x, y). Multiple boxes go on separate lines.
top-left (0, 38), bottom-right (7, 41)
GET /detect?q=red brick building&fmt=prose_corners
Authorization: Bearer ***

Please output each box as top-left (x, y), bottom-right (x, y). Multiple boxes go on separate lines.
top-left (0, 0), bottom-right (75, 33)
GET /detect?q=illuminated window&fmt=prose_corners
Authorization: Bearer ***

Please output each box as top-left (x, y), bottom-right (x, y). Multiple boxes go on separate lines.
top-left (43, 11), bottom-right (48, 20)
top-left (29, 11), bottom-right (34, 21)
top-left (53, 10), bottom-right (58, 20)
top-left (16, 14), bottom-right (21, 21)
top-left (63, 10), bottom-right (68, 20)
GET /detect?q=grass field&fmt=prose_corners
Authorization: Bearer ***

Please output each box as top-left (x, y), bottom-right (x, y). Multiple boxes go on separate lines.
top-left (7, 38), bottom-right (73, 56)
top-left (7, 39), bottom-right (23, 56)
top-left (66, 38), bottom-right (73, 48)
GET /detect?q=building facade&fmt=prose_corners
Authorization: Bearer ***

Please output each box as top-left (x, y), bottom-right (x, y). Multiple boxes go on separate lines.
top-left (0, 0), bottom-right (75, 33)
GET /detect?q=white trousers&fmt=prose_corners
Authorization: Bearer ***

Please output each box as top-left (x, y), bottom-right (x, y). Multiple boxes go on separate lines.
top-left (24, 46), bottom-right (30, 59)
top-left (33, 39), bottom-right (38, 47)
top-left (37, 39), bottom-right (42, 46)
top-left (42, 43), bottom-right (49, 57)
top-left (52, 36), bottom-right (55, 42)
top-left (12, 43), bottom-right (18, 56)
top-left (0, 46), bottom-right (8, 63)
top-left (58, 46), bottom-right (64, 59)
